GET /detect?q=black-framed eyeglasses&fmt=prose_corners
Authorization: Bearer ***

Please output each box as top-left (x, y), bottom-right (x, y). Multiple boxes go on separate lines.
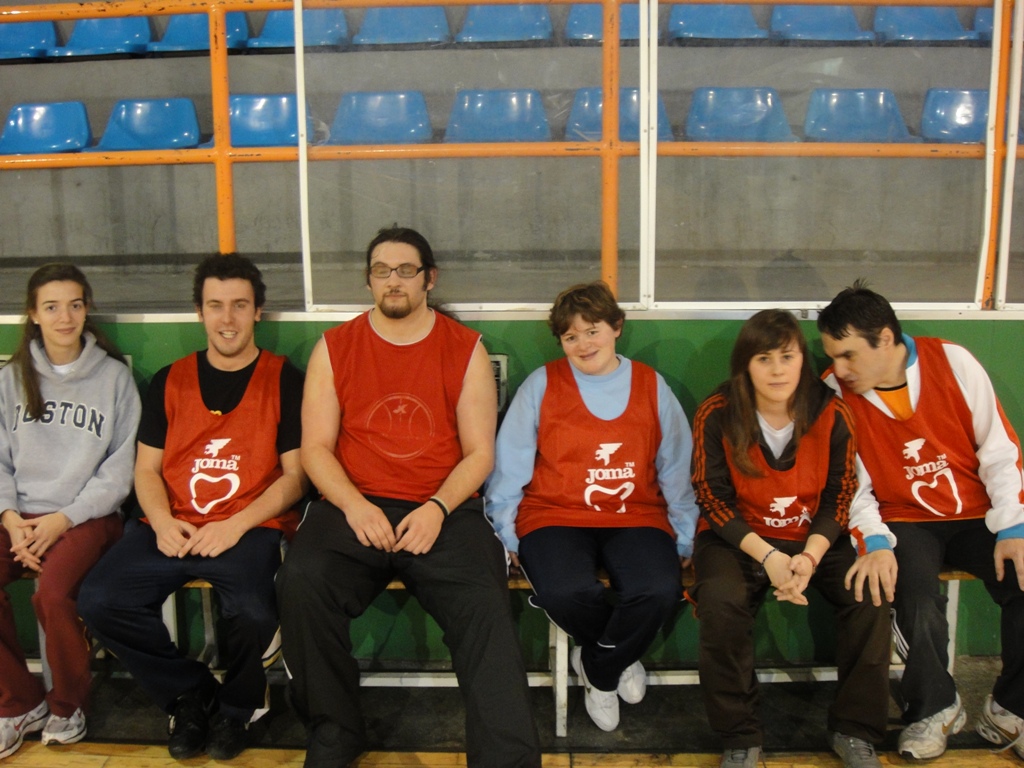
top-left (368, 263), bottom-right (427, 279)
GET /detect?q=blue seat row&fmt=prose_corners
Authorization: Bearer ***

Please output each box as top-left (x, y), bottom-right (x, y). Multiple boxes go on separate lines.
top-left (367, 87), bottom-right (984, 143)
top-left (668, 4), bottom-right (983, 43)
top-left (691, 87), bottom-right (987, 143)
top-left (329, 88), bottom-right (670, 143)
top-left (0, 87), bottom-right (989, 153)
top-left (0, 95), bottom-right (301, 153)
top-left (0, 5), bottom-right (991, 58)
top-left (0, 12), bottom-right (342, 58)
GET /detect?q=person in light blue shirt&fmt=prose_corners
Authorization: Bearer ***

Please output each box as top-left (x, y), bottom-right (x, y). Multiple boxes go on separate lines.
top-left (486, 281), bottom-right (698, 733)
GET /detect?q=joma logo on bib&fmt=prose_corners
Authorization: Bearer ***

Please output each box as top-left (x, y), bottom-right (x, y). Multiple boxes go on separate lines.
top-left (584, 466), bottom-right (636, 484)
top-left (900, 439), bottom-right (963, 517)
top-left (189, 437), bottom-right (242, 515)
top-left (583, 443), bottom-right (635, 514)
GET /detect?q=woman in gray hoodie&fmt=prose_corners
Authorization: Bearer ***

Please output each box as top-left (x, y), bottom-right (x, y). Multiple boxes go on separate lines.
top-left (0, 264), bottom-right (140, 759)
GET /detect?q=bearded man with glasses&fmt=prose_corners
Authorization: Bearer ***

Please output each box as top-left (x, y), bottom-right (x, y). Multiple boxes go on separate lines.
top-left (276, 226), bottom-right (541, 768)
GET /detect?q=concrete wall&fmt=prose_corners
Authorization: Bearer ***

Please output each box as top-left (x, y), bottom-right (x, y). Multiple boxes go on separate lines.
top-left (0, 19), bottom-right (1001, 306)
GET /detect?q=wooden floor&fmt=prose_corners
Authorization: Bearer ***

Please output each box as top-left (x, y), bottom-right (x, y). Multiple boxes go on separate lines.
top-left (3, 743), bottom-right (1016, 768)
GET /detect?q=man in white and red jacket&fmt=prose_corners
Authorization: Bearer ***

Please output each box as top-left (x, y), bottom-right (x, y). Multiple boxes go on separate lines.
top-left (818, 280), bottom-right (1024, 762)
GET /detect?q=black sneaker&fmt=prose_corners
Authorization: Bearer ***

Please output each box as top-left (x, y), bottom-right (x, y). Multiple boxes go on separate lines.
top-left (206, 712), bottom-right (249, 760)
top-left (305, 721), bottom-right (365, 768)
top-left (167, 686), bottom-right (214, 759)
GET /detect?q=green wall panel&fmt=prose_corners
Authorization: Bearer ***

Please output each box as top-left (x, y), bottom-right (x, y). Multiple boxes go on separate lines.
top-left (8, 579), bottom-right (38, 655)
top-left (957, 579), bottom-right (1001, 656)
top-left (3, 316), bottom-right (1019, 664)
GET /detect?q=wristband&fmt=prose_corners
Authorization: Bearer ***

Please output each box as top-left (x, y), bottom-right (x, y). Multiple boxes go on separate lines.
top-left (428, 496), bottom-right (450, 517)
top-left (759, 547), bottom-right (779, 571)
top-left (795, 551), bottom-right (818, 572)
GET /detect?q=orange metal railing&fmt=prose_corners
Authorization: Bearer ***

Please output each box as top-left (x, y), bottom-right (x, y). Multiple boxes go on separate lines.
top-left (0, 0), bottom-right (1012, 306)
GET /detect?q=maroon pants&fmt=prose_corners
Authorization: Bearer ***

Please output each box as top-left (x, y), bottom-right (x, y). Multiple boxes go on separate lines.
top-left (0, 513), bottom-right (122, 718)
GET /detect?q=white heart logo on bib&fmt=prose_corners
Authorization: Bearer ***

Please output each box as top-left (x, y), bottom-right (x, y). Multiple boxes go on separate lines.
top-left (584, 482), bottom-right (635, 514)
top-left (910, 467), bottom-right (962, 518)
top-left (190, 472), bottom-right (241, 516)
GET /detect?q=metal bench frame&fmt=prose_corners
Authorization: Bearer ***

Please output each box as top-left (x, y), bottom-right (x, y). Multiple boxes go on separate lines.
top-left (18, 567), bottom-right (976, 738)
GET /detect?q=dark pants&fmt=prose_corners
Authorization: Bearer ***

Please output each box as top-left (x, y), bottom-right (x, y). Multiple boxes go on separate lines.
top-left (518, 525), bottom-right (681, 691)
top-left (0, 513), bottom-right (122, 718)
top-left (690, 531), bottom-right (891, 749)
top-left (276, 499), bottom-right (541, 768)
top-left (78, 519), bottom-right (283, 721)
top-left (889, 518), bottom-right (1024, 722)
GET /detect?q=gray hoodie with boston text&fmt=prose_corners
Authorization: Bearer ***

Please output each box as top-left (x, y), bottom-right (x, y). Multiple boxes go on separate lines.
top-left (0, 332), bottom-right (141, 526)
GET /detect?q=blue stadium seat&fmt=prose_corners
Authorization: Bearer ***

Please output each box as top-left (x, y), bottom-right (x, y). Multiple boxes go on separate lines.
top-left (227, 94), bottom-right (311, 147)
top-left (565, 4), bottom-right (641, 43)
top-left (874, 7), bottom-right (980, 43)
top-left (0, 21), bottom-right (58, 60)
top-left (248, 9), bottom-right (348, 49)
top-left (444, 89), bottom-right (551, 142)
top-left (804, 88), bottom-right (919, 142)
top-left (352, 6), bottom-right (451, 45)
top-left (685, 87), bottom-right (796, 141)
top-left (920, 88), bottom-right (988, 143)
top-left (565, 88), bottom-right (673, 141)
top-left (665, 4), bottom-right (768, 42)
top-left (91, 98), bottom-right (200, 150)
top-left (0, 102), bottom-right (92, 154)
top-left (454, 5), bottom-right (553, 44)
top-left (974, 7), bottom-right (993, 41)
top-left (48, 17), bottom-right (151, 57)
top-left (329, 91), bottom-right (433, 144)
top-left (147, 13), bottom-right (248, 53)
top-left (770, 5), bottom-right (874, 42)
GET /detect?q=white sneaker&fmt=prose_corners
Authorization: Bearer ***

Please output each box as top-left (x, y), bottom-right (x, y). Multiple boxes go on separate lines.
top-left (897, 693), bottom-right (966, 760)
top-left (720, 746), bottom-right (761, 767)
top-left (976, 694), bottom-right (1024, 759)
top-left (0, 700), bottom-right (49, 760)
top-left (831, 732), bottom-right (882, 768)
top-left (571, 646), bottom-right (619, 731)
top-left (617, 660), bottom-right (647, 704)
top-left (41, 708), bottom-right (87, 746)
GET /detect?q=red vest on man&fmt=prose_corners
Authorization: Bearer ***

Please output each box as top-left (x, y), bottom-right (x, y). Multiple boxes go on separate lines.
top-left (838, 337), bottom-right (994, 523)
top-left (515, 358), bottom-right (672, 540)
top-left (323, 310), bottom-right (479, 502)
top-left (161, 351), bottom-right (298, 534)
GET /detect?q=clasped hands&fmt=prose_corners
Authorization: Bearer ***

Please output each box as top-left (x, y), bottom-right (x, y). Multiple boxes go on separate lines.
top-left (151, 515), bottom-right (244, 559)
top-left (2, 510), bottom-right (71, 572)
top-left (767, 550), bottom-right (815, 606)
top-left (345, 500), bottom-right (445, 555)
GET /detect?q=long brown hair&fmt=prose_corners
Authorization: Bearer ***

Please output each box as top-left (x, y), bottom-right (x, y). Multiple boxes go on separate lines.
top-left (722, 309), bottom-right (817, 477)
top-left (8, 264), bottom-right (126, 421)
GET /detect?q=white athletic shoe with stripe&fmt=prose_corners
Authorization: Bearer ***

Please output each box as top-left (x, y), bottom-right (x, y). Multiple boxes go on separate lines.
top-left (42, 708), bottom-right (87, 746)
top-left (0, 700), bottom-right (49, 759)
